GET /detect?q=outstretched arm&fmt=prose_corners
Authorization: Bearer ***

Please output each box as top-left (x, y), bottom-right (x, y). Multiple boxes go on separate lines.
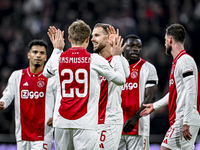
top-left (123, 85), bottom-right (157, 133)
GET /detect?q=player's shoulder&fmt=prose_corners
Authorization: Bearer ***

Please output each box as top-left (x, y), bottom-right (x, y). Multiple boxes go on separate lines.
top-left (91, 53), bottom-right (107, 64)
top-left (178, 54), bottom-right (195, 65)
top-left (11, 69), bottom-right (23, 77)
top-left (143, 60), bottom-right (156, 69)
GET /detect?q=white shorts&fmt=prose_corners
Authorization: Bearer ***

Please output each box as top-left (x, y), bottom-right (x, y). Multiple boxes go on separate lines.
top-left (55, 128), bottom-right (99, 150)
top-left (98, 124), bottom-right (123, 150)
top-left (118, 134), bottom-right (149, 150)
top-left (17, 140), bottom-right (52, 150)
top-left (161, 125), bottom-right (199, 150)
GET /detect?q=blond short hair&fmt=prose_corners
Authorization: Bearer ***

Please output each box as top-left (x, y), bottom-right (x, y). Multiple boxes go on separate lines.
top-left (68, 20), bottom-right (91, 45)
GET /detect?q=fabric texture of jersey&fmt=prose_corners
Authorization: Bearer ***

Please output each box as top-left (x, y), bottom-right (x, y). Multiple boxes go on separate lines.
top-left (98, 55), bottom-right (130, 125)
top-left (121, 58), bottom-right (158, 136)
top-left (0, 68), bottom-right (56, 142)
top-left (43, 48), bottom-right (126, 130)
top-left (168, 50), bottom-right (200, 127)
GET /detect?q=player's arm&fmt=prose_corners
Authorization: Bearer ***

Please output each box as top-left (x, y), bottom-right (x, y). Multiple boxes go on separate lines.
top-left (108, 35), bottom-right (126, 85)
top-left (180, 56), bottom-right (197, 140)
top-left (123, 84), bottom-right (157, 133)
top-left (121, 55), bottom-right (130, 78)
top-left (182, 71), bottom-right (195, 140)
top-left (140, 92), bottom-right (169, 117)
top-left (0, 72), bottom-right (16, 109)
top-left (43, 29), bottom-right (64, 78)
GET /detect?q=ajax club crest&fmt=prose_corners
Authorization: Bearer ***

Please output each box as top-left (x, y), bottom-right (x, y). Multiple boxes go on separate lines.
top-left (37, 81), bottom-right (45, 88)
top-left (131, 71), bottom-right (138, 79)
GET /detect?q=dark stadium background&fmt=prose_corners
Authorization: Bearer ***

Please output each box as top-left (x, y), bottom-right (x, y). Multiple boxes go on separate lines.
top-left (0, 0), bottom-right (200, 149)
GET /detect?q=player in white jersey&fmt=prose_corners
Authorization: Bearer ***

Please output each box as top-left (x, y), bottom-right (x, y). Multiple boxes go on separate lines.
top-left (0, 39), bottom-right (56, 150)
top-left (140, 23), bottom-right (200, 150)
top-left (117, 34), bottom-right (158, 150)
top-left (91, 23), bottom-right (130, 150)
top-left (43, 20), bottom-right (126, 150)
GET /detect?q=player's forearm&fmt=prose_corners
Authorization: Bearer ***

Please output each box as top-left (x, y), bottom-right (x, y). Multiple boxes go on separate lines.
top-left (153, 93), bottom-right (169, 110)
top-left (120, 55), bottom-right (130, 78)
top-left (111, 56), bottom-right (126, 85)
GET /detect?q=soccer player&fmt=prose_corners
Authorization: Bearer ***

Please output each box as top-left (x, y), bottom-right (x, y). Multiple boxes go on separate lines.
top-left (118, 34), bottom-right (158, 150)
top-left (140, 23), bottom-right (200, 150)
top-left (43, 20), bottom-right (126, 150)
top-left (0, 39), bottom-right (56, 150)
top-left (91, 23), bottom-right (130, 150)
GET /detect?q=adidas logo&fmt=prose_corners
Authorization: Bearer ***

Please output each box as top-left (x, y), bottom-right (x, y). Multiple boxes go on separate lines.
top-left (99, 143), bottom-right (104, 148)
top-left (23, 82), bottom-right (29, 86)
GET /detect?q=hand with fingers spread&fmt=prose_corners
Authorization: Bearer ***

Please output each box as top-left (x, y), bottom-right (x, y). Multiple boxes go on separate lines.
top-left (0, 101), bottom-right (5, 111)
top-left (107, 26), bottom-right (119, 47)
top-left (47, 26), bottom-right (65, 50)
top-left (140, 103), bottom-right (155, 116)
top-left (182, 125), bottom-right (192, 140)
top-left (111, 35), bottom-right (126, 56)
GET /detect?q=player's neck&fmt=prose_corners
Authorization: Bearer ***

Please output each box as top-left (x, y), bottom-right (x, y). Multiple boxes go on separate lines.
top-left (129, 58), bottom-right (140, 65)
top-left (71, 43), bottom-right (88, 49)
top-left (29, 65), bottom-right (43, 74)
top-left (99, 48), bottom-right (111, 59)
top-left (171, 43), bottom-right (184, 59)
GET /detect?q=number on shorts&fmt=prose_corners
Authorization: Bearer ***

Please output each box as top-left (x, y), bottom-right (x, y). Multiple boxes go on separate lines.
top-left (61, 69), bottom-right (88, 98)
top-left (143, 138), bottom-right (146, 149)
top-left (43, 143), bottom-right (47, 150)
top-left (166, 127), bottom-right (175, 138)
top-left (100, 130), bottom-right (106, 142)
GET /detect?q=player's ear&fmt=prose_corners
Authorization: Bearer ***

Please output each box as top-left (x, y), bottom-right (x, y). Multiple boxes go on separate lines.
top-left (27, 52), bottom-right (30, 59)
top-left (85, 37), bottom-right (89, 43)
top-left (68, 36), bottom-right (71, 42)
top-left (169, 36), bottom-right (173, 44)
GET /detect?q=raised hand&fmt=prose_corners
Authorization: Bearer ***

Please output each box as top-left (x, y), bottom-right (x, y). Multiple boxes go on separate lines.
top-left (111, 35), bottom-right (126, 56)
top-left (107, 26), bottom-right (119, 47)
top-left (47, 26), bottom-right (65, 50)
top-left (140, 103), bottom-right (154, 116)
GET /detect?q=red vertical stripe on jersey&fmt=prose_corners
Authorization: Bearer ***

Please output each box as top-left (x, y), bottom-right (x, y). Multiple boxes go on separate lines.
top-left (168, 64), bottom-right (177, 126)
top-left (121, 58), bottom-right (146, 135)
top-left (58, 48), bottom-right (91, 120)
top-left (98, 55), bottom-right (112, 124)
top-left (168, 50), bottom-right (186, 126)
top-left (20, 68), bottom-right (47, 141)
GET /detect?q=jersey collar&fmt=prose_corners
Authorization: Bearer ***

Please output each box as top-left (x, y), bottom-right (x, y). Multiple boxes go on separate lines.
top-left (27, 67), bottom-right (44, 77)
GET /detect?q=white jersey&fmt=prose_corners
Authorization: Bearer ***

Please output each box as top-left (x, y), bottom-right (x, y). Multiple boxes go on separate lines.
top-left (43, 48), bottom-right (125, 130)
top-left (154, 50), bottom-right (200, 127)
top-left (0, 68), bottom-right (56, 142)
top-left (98, 55), bottom-right (130, 125)
top-left (121, 58), bottom-right (158, 136)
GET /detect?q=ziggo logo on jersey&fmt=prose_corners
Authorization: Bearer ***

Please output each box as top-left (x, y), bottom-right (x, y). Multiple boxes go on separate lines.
top-left (21, 90), bottom-right (44, 99)
top-left (122, 82), bottom-right (138, 90)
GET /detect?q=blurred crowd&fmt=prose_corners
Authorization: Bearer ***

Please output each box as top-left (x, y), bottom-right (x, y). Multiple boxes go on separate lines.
top-left (0, 0), bottom-right (200, 136)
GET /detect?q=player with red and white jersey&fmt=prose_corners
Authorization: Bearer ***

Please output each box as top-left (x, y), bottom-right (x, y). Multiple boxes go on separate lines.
top-left (91, 24), bottom-right (130, 150)
top-left (118, 35), bottom-right (158, 150)
top-left (0, 40), bottom-right (56, 150)
top-left (43, 20), bottom-right (126, 150)
top-left (140, 24), bottom-right (200, 150)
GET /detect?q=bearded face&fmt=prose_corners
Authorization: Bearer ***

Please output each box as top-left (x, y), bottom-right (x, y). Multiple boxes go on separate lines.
top-left (165, 35), bottom-right (172, 56)
top-left (165, 43), bottom-right (172, 56)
